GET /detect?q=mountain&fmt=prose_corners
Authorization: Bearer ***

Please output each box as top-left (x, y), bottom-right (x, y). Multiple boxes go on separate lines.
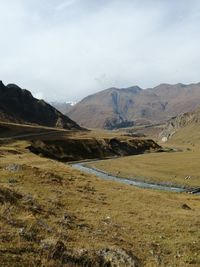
top-left (67, 83), bottom-right (200, 129)
top-left (160, 107), bottom-right (200, 142)
top-left (0, 81), bottom-right (81, 130)
top-left (51, 101), bottom-right (75, 114)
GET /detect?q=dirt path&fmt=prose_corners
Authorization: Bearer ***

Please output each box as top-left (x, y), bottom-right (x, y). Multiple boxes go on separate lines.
top-left (0, 130), bottom-right (63, 141)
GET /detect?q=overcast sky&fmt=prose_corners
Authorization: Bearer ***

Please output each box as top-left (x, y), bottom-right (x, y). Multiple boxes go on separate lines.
top-left (1, 0), bottom-right (200, 101)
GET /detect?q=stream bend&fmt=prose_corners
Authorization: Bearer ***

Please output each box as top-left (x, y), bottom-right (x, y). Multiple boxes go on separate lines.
top-left (71, 163), bottom-right (187, 193)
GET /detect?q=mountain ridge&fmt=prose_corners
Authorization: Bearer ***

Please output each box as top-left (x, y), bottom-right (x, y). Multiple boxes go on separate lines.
top-left (67, 82), bottom-right (200, 129)
top-left (0, 81), bottom-right (81, 130)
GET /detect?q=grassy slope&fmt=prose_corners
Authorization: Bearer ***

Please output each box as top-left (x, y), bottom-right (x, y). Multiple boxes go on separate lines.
top-left (0, 141), bottom-right (200, 266)
top-left (89, 123), bottom-right (200, 188)
top-left (167, 124), bottom-right (200, 148)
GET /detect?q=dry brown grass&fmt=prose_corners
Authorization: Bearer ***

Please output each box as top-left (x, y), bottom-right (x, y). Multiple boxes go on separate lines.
top-left (166, 124), bottom-right (200, 149)
top-left (0, 140), bottom-right (200, 266)
top-left (88, 150), bottom-right (200, 188)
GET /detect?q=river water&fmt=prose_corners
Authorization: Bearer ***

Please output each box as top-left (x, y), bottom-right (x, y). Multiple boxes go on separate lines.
top-left (71, 163), bottom-right (187, 193)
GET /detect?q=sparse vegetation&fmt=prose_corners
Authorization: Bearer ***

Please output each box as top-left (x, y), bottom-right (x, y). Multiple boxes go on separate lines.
top-left (0, 122), bottom-right (200, 266)
top-left (0, 125), bottom-right (199, 266)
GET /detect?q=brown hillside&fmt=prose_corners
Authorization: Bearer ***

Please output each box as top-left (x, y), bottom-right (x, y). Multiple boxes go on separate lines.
top-left (67, 83), bottom-right (200, 129)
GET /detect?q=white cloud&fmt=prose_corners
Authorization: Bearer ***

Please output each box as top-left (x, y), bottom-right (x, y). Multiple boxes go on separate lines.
top-left (0, 0), bottom-right (200, 101)
top-left (33, 91), bottom-right (44, 100)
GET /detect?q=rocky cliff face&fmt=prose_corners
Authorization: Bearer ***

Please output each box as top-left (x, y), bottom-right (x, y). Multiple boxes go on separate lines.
top-left (159, 108), bottom-right (200, 142)
top-left (0, 81), bottom-right (81, 130)
top-left (29, 137), bottom-right (161, 162)
top-left (67, 83), bottom-right (200, 129)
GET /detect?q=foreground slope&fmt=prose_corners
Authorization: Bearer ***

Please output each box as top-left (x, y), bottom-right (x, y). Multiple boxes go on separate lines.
top-left (1, 140), bottom-right (200, 266)
top-left (0, 81), bottom-right (80, 130)
top-left (67, 83), bottom-right (200, 129)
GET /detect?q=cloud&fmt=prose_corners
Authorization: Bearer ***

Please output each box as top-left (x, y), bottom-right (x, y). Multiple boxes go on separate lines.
top-left (55, 0), bottom-right (77, 11)
top-left (0, 0), bottom-right (200, 101)
top-left (32, 91), bottom-right (44, 100)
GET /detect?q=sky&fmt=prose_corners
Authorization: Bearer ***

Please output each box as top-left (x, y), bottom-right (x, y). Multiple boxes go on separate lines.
top-left (1, 0), bottom-right (200, 101)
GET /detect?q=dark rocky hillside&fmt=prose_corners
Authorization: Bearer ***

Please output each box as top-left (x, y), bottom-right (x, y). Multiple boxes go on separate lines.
top-left (29, 137), bottom-right (161, 162)
top-left (67, 83), bottom-right (200, 129)
top-left (0, 81), bottom-right (81, 130)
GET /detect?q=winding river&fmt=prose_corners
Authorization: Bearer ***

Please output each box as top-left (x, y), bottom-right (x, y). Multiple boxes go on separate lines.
top-left (71, 162), bottom-right (187, 193)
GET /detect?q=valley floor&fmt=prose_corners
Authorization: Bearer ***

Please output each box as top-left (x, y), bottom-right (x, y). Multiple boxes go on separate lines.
top-left (87, 150), bottom-right (200, 188)
top-left (1, 140), bottom-right (200, 266)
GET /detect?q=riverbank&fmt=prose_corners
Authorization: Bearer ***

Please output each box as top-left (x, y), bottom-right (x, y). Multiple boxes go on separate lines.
top-left (71, 163), bottom-right (186, 193)
top-left (86, 150), bottom-right (200, 189)
top-left (71, 162), bottom-right (200, 194)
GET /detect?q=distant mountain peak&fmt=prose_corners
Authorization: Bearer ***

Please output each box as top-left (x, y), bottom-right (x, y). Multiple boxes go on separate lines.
top-left (124, 86), bottom-right (142, 93)
top-left (66, 101), bottom-right (77, 106)
top-left (67, 82), bottom-right (200, 129)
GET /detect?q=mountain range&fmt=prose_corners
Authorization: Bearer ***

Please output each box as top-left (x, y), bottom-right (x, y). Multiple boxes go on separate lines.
top-left (0, 81), bottom-right (80, 130)
top-left (51, 101), bottom-right (76, 115)
top-left (67, 82), bottom-right (200, 129)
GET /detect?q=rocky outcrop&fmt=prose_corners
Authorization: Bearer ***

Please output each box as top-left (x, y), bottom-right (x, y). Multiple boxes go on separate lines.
top-left (29, 137), bottom-right (161, 162)
top-left (0, 81), bottom-right (81, 130)
top-left (48, 241), bottom-right (140, 266)
top-left (159, 108), bottom-right (200, 142)
top-left (67, 82), bottom-right (200, 129)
